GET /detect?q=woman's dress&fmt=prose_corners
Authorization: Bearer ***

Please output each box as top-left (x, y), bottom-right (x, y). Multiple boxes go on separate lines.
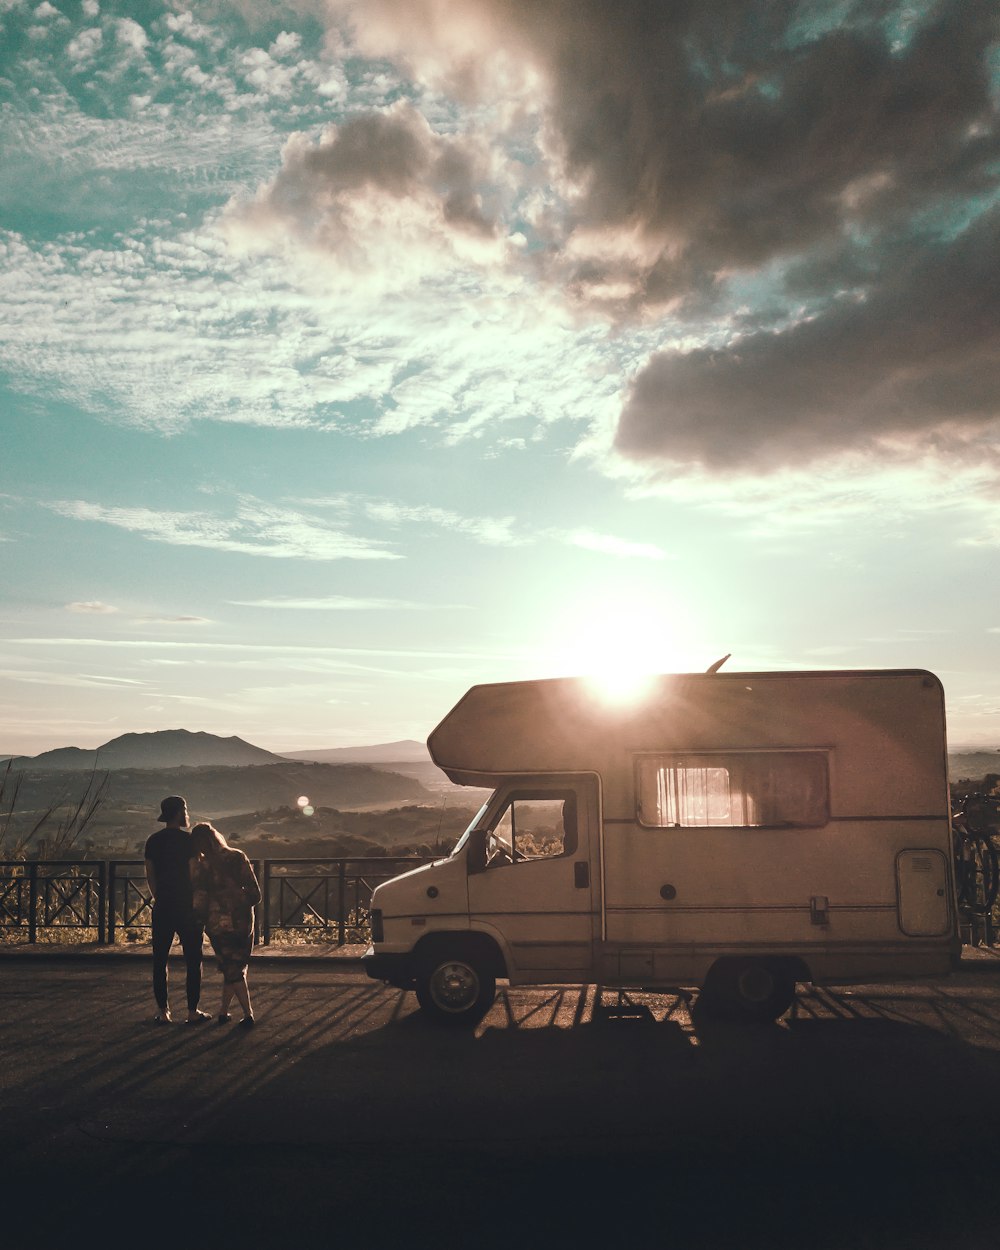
top-left (193, 848), bottom-right (261, 983)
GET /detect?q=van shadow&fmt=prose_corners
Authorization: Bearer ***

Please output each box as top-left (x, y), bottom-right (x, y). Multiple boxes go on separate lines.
top-left (187, 985), bottom-right (1000, 1249)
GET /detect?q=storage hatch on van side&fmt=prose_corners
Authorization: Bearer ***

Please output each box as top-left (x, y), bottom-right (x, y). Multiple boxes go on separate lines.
top-left (896, 849), bottom-right (950, 936)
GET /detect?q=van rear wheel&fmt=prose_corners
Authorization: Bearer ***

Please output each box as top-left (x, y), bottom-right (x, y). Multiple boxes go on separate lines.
top-left (415, 953), bottom-right (496, 1026)
top-left (700, 958), bottom-right (796, 1022)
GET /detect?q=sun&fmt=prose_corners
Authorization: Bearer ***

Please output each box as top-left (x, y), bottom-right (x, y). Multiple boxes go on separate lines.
top-left (541, 602), bottom-right (696, 703)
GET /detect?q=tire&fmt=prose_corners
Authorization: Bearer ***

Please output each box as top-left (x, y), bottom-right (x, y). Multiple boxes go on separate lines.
top-left (699, 958), bottom-right (797, 1023)
top-left (415, 952), bottom-right (496, 1026)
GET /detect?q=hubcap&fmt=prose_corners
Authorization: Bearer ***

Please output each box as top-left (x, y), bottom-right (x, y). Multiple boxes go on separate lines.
top-left (737, 965), bottom-right (775, 1004)
top-left (431, 960), bottom-right (479, 1012)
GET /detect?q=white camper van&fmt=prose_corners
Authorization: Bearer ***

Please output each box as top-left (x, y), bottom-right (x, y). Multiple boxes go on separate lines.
top-left (363, 669), bottom-right (959, 1022)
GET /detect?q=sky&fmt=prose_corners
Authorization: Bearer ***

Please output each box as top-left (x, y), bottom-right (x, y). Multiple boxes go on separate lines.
top-left (1, 0), bottom-right (999, 756)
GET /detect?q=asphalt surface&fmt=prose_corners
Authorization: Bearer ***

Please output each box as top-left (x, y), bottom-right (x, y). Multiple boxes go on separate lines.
top-left (5, 952), bottom-right (1000, 1249)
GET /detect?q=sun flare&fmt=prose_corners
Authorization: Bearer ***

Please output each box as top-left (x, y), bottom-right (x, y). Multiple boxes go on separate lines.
top-left (542, 603), bottom-right (698, 703)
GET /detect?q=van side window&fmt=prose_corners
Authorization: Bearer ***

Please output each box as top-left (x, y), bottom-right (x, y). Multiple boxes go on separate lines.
top-left (636, 752), bottom-right (828, 829)
top-left (486, 793), bottom-right (578, 866)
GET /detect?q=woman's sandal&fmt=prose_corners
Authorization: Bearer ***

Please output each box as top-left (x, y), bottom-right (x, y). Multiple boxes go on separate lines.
top-left (185, 1010), bottom-right (212, 1024)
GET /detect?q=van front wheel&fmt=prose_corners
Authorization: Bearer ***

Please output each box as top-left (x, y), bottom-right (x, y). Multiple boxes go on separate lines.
top-left (415, 954), bottom-right (496, 1025)
top-left (700, 958), bottom-right (796, 1022)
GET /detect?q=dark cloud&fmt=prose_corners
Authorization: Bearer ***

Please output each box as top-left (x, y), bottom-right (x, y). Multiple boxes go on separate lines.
top-left (339, 0), bottom-right (998, 295)
top-left (616, 206), bottom-right (1000, 471)
top-left (235, 104), bottom-right (496, 250)
top-left (524, 0), bottom-right (997, 268)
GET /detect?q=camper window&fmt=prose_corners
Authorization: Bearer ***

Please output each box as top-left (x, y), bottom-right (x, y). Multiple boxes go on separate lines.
top-left (486, 792), bottom-right (578, 866)
top-left (636, 751), bottom-right (828, 829)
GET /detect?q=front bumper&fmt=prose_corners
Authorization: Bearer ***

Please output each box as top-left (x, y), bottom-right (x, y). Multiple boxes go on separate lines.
top-left (362, 947), bottom-right (416, 989)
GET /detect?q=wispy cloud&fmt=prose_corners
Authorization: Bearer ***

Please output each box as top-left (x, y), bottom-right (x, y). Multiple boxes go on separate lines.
top-left (66, 600), bottom-right (119, 614)
top-left (561, 530), bottom-right (670, 561)
top-left (228, 595), bottom-right (468, 610)
top-left (132, 615), bottom-right (212, 624)
top-left (622, 449), bottom-right (1000, 543)
top-left (46, 499), bottom-right (399, 561)
top-left (0, 669), bottom-right (145, 690)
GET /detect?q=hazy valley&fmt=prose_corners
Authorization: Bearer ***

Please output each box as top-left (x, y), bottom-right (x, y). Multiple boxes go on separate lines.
top-left (1, 730), bottom-right (487, 860)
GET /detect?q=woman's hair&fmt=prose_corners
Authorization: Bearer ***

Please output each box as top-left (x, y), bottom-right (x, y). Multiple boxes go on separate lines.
top-left (190, 822), bottom-right (228, 855)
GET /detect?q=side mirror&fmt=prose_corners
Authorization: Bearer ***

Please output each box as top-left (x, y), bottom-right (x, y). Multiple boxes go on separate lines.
top-left (466, 828), bottom-right (487, 875)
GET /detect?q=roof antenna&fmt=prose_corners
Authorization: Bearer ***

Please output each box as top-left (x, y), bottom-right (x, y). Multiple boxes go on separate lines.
top-left (706, 654), bottom-right (731, 674)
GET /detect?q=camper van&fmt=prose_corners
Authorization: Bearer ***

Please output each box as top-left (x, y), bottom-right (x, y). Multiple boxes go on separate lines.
top-left (363, 668), bottom-right (959, 1022)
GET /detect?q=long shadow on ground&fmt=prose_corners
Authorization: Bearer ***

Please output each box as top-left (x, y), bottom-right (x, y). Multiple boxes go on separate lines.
top-left (11, 987), bottom-right (1000, 1250)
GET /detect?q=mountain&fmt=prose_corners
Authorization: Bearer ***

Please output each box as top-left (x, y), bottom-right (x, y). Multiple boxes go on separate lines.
top-left (7, 761), bottom-right (432, 834)
top-left (9, 729), bottom-right (286, 771)
top-left (950, 750), bottom-right (1000, 784)
top-left (282, 739), bottom-right (430, 764)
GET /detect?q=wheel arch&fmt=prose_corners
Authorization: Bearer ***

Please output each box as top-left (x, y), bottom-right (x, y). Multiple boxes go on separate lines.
top-left (413, 929), bottom-right (508, 980)
top-left (704, 952), bottom-right (812, 986)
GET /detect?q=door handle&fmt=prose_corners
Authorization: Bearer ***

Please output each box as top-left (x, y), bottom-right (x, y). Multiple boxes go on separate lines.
top-left (574, 861), bottom-right (589, 889)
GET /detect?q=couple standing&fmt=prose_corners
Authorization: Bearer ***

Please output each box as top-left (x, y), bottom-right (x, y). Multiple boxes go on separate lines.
top-left (144, 795), bottom-right (261, 1027)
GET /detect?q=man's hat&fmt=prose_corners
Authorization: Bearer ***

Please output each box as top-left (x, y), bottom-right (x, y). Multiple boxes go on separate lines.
top-left (157, 796), bottom-right (187, 823)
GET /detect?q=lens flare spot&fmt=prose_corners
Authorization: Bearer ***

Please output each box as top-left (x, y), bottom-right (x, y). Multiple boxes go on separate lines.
top-left (296, 795), bottom-right (310, 808)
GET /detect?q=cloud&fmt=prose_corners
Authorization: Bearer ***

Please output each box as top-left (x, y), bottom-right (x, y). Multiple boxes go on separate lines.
top-left (47, 500), bottom-right (400, 561)
top-left (319, 0), bottom-right (1000, 472)
top-left (229, 595), bottom-right (468, 610)
top-left (563, 530), bottom-right (669, 561)
top-left (114, 16), bottom-right (147, 55)
top-left (360, 498), bottom-right (525, 546)
top-left (133, 615), bottom-right (211, 624)
top-left (328, 0), bottom-right (998, 286)
top-left (66, 600), bottom-right (118, 614)
top-left (5, 0), bottom-right (997, 488)
top-left (623, 446), bottom-right (1000, 544)
top-left (0, 669), bottom-right (143, 690)
top-left (224, 102), bottom-right (506, 278)
top-left (616, 206), bottom-right (1000, 472)
top-left (66, 25), bottom-right (101, 64)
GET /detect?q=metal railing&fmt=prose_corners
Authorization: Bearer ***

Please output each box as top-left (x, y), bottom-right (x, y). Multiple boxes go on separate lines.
top-left (0, 857), bottom-right (435, 946)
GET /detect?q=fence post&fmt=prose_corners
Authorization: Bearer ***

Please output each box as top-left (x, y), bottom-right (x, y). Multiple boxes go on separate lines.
top-left (338, 861), bottom-right (347, 946)
top-left (28, 862), bottom-right (38, 944)
top-left (252, 860), bottom-right (262, 946)
top-left (262, 861), bottom-right (271, 947)
top-left (107, 862), bottom-right (117, 944)
top-left (97, 860), bottom-right (108, 944)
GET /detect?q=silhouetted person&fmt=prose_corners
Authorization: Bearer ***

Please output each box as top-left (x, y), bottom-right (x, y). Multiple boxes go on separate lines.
top-left (144, 796), bottom-right (210, 1024)
top-left (190, 822), bottom-right (261, 1027)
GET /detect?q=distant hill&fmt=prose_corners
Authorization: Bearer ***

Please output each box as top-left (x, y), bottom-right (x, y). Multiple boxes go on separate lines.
top-left (9, 729), bottom-right (286, 771)
top-left (5, 760), bottom-right (431, 837)
top-left (950, 750), bottom-right (1000, 784)
top-left (282, 739), bottom-right (430, 764)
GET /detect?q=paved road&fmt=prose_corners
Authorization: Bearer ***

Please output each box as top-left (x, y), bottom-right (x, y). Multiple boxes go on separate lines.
top-left (5, 959), bottom-right (1000, 1248)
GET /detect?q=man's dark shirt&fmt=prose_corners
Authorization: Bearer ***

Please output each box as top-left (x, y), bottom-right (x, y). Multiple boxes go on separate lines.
top-left (144, 827), bottom-right (195, 910)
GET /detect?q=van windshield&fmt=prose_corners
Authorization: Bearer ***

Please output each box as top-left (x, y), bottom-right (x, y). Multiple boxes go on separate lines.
top-left (450, 799), bottom-right (492, 857)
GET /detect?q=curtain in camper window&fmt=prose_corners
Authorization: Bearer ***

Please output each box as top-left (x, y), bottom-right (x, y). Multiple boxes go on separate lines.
top-left (637, 752), bottom-right (828, 829)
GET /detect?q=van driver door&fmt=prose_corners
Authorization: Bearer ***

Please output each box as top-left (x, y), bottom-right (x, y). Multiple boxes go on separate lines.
top-left (467, 777), bottom-right (598, 983)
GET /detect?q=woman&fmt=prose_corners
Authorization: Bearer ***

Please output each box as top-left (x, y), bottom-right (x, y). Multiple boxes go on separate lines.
top-left (190, 822), bottom-right (261, 1026)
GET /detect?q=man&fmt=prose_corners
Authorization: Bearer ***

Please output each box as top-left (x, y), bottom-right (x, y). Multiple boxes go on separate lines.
top-left (144, 796), bottom-right (210, 1024)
